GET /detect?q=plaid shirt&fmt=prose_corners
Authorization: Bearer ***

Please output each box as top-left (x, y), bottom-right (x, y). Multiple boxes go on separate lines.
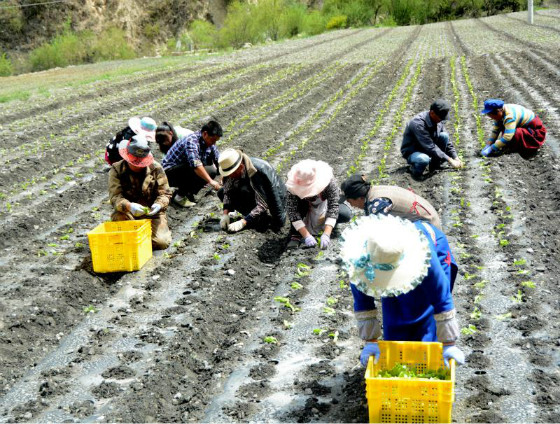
top-left (162, 131), bottom-right (219, 170)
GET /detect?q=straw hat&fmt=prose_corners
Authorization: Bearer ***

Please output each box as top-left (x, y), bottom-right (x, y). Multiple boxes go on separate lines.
top-left (118, 134), bottom-right (154, 168)
top-left (128, 117), bottom-right (157, 142)
top-left (218, 148), bottom-right (243, 177)
top-left (340, 214), bottom-right (431, 298)
top-left (285, 160), bottom-right (333, 199)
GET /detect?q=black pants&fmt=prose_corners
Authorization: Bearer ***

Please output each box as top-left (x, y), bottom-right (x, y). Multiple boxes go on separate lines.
top-left (165, 164), bottom-right (217, 197)
top-left (289, 202), bottom-right (353, 236)
top-left (218, 183), bottom-right (271, 230)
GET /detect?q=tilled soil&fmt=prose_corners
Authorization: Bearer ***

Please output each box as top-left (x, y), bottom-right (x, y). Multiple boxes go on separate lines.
top-left (1, 11), bottom-right (559, 424)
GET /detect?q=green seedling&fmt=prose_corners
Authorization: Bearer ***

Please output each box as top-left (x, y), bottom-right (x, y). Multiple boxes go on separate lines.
top-left (511, 290), bottom-right (524, 303)
top-left (328, 331), bottom-right (339, 342)
top-left (470, 234), bottom-right (479, 239)
top-left (470, 307), bottom-right (481, 321)
top-left (283, 320), bottom-right (294, 329)
top-left (47, 243), bottom-right (58, 247)
top-left (91, 206), bottom-right (99, 211)
top-left (75, 242), bottom-right (84, 248)
top-left (83, 305), bottom-right (98, 314)
top-left (521, 280), bottom-right (536, 288)
top-left (474, 294), bottom-right (483, 304)
top-left (495, 312), bottom-right (512, 321)
top-left (189, 231), bottom-right (199, 239)
top-left (463, 272), bottom-right (476, 281)
top-left (496, 223), bottom-right (505, 230)
top-left (513, 259), bottom-right (526, 266)
top-left (142, 206), bottom-right (150, 215)
top-left (499, 239), bottom-right (509, 247)
top-left (296, 263), bottom-right (310, 277)
top-left (323, 306), bottom-right (336, 315)
top-left (59, 235), bottom-right (70, 241)
top-left (263, 336), bottom-right (278, 344)
top-left (213, 253), bottom-right (221, 261)
top-left (376, 363), bottom-right (450, 380)
top-left (163, 252), bottom-right (171, 259)
top-left (314, 251), bottom-right (325, 260)
top-left (516, 269), bottom-right (530, 275)
top-left (339, 280), bottom-right (348, 289)
top-left (291, 282), bottom-right (303, 290)
top-left (173, 241), bottom-right (182, 248)
top-left (37, 249), bottom-right (48, 257)
top-left (221, 243), bottom-right (230, 250)
top-left (474, 281), bottom-right (487, 290)
top-left (66, 228), bottom-right (74, 234)
top-left (461, 324), bottom-right (477, 335)
top-left (312, 328), bottom-right (325, 335)
top-left (274, 296), bottom-right (299, 313)
top-left (326, 297), bottom-right (338, 306)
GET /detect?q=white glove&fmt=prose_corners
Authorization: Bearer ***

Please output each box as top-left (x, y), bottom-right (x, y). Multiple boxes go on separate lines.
top-left (147, 203), bottom-right (161, 216)
top-left (129, 202), bottom-right (147, 217)
top-left (443, 345), bottom-right (465, 367)
top-left (228, 219), bottom-right (246, 233)
top-left (220, 214), bottom-right (230, 230)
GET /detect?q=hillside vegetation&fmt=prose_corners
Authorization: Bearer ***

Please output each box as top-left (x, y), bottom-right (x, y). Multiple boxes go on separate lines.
top-left (0, 0), bottom-right (544, 74)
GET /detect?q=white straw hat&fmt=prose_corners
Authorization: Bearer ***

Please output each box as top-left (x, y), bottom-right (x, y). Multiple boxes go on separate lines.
top-left (218, 148), bottom-right (243, 177)
top-left (128, 117), bottom-right (157, 142)
top-left (340, 214), bottom-right (431, 298)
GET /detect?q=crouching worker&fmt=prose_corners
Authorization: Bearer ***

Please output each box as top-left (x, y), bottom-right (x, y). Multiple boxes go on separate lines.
top-left (480, 99), bottom-right (546, 159)
top-left (217, 149), bottom-right (287, 233)
top-left (109, 134), bottom-right (173, 250)
top-left (340, 174), bottom-right (441, 229)
top-left (286, 160), bottom-right (352, 250)
top-left (340, 214), bottom-right (464, 368)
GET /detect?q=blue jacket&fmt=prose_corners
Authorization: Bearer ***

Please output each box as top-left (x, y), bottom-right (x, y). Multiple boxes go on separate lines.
top-left (351, 221), bottom-right (457, 339)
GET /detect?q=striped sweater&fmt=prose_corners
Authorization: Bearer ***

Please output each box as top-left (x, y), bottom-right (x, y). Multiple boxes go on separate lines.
top-left (489, 104), bottom-right (535, 148)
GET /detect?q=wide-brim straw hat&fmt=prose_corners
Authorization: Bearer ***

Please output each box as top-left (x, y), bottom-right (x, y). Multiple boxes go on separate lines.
top-left (129, 116), bottom-right (157, 142)
top-left (285, 159), bottom-right (333, 199)
top-left (219, 148), bottom-right (243, 177)
top-left (118, 134), bottom-right (154, 168)
top-left (340, 214), bottom-right (431, 298)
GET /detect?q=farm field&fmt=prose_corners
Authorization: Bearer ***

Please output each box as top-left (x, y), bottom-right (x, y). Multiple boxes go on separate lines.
top-left (0, 9), bottom-right (559, 423)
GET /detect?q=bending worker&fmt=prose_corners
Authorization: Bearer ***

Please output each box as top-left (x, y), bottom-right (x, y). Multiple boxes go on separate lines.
top-left (340, 214), bottom-right (464, 367)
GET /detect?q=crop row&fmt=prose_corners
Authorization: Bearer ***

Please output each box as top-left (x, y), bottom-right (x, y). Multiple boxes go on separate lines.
top-left (275, 61), bottom-right (385, 171)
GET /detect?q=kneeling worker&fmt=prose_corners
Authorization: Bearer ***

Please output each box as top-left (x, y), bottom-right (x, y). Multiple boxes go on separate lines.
top-left (218, 148), bottom-right (287, 232)
top-left (109, 134), bottom-right (173, 250)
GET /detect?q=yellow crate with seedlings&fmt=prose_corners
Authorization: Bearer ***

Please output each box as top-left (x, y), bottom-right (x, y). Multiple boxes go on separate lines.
top-left (365, 341), bottom-right (455, 423)
top-left (87, 220), bottom-right (152, 273)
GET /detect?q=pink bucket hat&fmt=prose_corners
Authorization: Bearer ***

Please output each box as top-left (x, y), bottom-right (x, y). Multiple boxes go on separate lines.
top-left (118, 134), bottom-right (154, 168)
top-left (128, 117), bottom-right (157, 142)
top-left (285, 159), bottom-right (334, 199)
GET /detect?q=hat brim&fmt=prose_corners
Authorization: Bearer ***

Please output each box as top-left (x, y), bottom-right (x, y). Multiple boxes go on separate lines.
top-left (340, 215), bottom-right (431, 298)
top-left (219, 154), bottom-right (243, 177)
top-left (128, 117), bottom-right (156, 142)
top-left (480, 107), bottom-right (494, 115)
top-left (119, 146), bottom-right (154, 168)
top-left (286, 160), bottom-right (334, 199)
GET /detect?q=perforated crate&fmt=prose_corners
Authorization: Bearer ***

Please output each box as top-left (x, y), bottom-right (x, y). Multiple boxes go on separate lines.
top-left (365, 341), bottom-right (455, 423)
top-left (87, 219), bottom-right (152, 273)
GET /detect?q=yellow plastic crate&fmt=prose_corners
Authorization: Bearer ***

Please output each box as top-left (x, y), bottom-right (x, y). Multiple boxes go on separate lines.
top-left (87, 220), bottom-right (152, 273)
top-left (365, 341), bottom-right (455, 423)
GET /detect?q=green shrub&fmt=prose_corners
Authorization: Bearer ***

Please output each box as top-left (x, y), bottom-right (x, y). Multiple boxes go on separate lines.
top-left (0, 52), bottom-right (13, 76)
top-left (279, 3), bottom-right (307, 38)
top-left (326, 15), bottom-right (347, 29)
top-left (217, 1), bottom-right (259, 48)
top-left (303, 10), bottom-right (327, 35)
top-left (90, 27), bottom-right (135, 61)
top-left (143, 23), bottom-right (161, 40)
top-left (189, 19), bottom-right (218, 49)
top-left (343, 0), bottom-right (374, 26)
top-left (253, 0), bottom-right (285, 41)
top-left (30, 31), bottom-right (86, 71)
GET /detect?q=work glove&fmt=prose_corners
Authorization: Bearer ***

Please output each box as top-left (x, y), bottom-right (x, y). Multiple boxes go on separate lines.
top-left (303, 235), bottom-right (317, 248)
top-left (320, 233), bottom-right (331, 250)
top-left (360, 341), bottom-right (381, 367)
top-left (129, 202), bottom-right (147, 217)
top-left (481, 144), bottom-right (498, 157)
top-left (228, 219), bottom-right (246, 233)
top-left (220, 214), bottom-right (230, 230)
top-left (442, 345), bottom-right (465, 367)
top-left (147, 203), bottom-right (161, 217)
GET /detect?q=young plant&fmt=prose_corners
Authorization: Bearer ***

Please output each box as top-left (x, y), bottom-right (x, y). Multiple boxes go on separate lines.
top-left (460, 324), bottom-right (477, 335)
top-left (326, 297), bottom-right (338, 306)
top-left (263, 336), bottom-right (278, 344)
top-left (83, 305), bottom-right (98, 314)
top-left (295, 263), bottom-right (310, 277)
top-left (521, 280), bottom-right (536, 288)
top-left (312, 328), bottom-right (325, 336)
top-left (511, 290), bottom-right (523, 303)
top-left (274, 296), bottom-right (299, 313)
top-left (495, 312), bottom-right (512, 321)
top-left (328, 331), bottom-right (339, 342)
top-left (323, 306), bottom-right (336, 315)
top-left (291, 282), bottom-right (303, 290)
top-left (283, 320), bottom-right (294, 329)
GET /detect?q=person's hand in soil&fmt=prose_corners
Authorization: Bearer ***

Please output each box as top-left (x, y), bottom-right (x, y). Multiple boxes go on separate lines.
top-left (320, 233), bottom-right (331, 250)
top-left (481, 144), bottom-right (499, 157)
top-left (303, 235), bottom-right (317, 248)
top-left (147, 203), bottom-right (161, 216)
top-left (129, 202), bottom-right (147, 217)
top-left (210, 180), bottom-right (222, 191)
top-left (360, 341), bottom-right (380, 366)
top-left (443, 345), bottom-right (465, 367)
top-left (228, 219), bottom-right (246, 232)
top-left (448, 157), bottom-right (463, 169)
top-left (220, 214), bottom-right (230, 230)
